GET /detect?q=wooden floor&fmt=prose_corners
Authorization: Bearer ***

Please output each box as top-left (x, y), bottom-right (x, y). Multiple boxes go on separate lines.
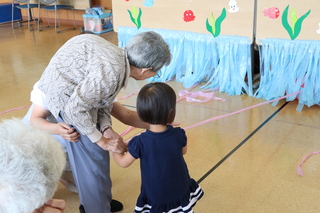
top-left (1, 22), bottom-right (320, 213)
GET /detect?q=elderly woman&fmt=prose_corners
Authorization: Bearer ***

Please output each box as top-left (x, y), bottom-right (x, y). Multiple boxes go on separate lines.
top-left (0, 119), bottom-right (66, 213)
top-left (27, 31), bottom-right (172, 213)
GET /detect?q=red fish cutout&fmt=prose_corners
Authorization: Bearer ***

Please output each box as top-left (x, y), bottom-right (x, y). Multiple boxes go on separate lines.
top-left (183, 10), bottom-right (196, 22)
top-left (263, 7), bottom-right (280, 19)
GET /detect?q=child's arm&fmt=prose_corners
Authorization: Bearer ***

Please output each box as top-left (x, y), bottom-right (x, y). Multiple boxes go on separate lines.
top-left (111, 151), bottom-right (136, 168)
top-left (182, 145), bottom-right (188, 155)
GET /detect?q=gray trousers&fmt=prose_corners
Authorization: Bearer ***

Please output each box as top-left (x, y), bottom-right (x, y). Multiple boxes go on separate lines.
top-left (57, 115), bottom-right (112, 213)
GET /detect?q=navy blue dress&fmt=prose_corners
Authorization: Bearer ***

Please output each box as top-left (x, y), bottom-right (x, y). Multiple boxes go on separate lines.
top-left (128, 125), bottom-right (204, 213)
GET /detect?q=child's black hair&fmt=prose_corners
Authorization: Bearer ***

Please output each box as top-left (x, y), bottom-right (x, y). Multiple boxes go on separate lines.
top-left (137, 82), bottom-right (176, 125)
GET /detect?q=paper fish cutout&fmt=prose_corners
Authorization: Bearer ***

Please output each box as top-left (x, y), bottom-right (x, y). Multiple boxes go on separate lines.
top-left (317, 23), bottom-right (320, 34)
top-left (228, 0), bottom-right (239, 13)
top-left (143, 0), bottom-right (154, 7)
top-left (263, 7), bottom-right (280, 19)
top-left (183, 10), bottom-right (196, 22)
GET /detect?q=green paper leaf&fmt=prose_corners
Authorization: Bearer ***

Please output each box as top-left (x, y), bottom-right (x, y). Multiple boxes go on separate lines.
top-left (282, 5), bottom-right (294, 40)
top-left (127, 10), bottom-right (137, 26)
top-left (136, 8), bottom-right (142, 29)
top-left (132, 6), bottom-right (138, 18)
top-left (282, 5), bottom-right (311, 40)
top-left (214, 8), bottom-right (227, 37)
top-left (210, 13), bottom-right (216, 35)
top-left (290, 8), bottom-right (297, 34)
top-left (292, 9), bottom-right (311, 40)
top-left (206, 18), bottom-right (213, 35)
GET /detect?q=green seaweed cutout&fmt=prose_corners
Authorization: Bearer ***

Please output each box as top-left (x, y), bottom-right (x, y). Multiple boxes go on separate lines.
top-left (128, 6), bottom-right (142, 29)
top-left (282, 5), bottom-right (311, 40)
top-left (206, 8), bottom-right (227, 38)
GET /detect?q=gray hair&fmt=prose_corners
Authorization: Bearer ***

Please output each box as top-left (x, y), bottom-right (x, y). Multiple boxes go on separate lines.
top-left (0, 119), bottom-right (66, 213)
top-left (126, 31), bottom-right (172, 72)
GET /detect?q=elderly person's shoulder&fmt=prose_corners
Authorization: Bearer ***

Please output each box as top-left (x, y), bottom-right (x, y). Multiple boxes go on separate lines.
top-left (70, 32), bottom-right (109, 43)
top-left (61, 32), bottom-right (118, 52)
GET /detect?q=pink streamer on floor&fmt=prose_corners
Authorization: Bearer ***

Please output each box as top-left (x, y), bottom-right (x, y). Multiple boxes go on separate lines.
top-left (183, 91), bottom-right (300, 130)
top-left (116, 89), bottom-right (311, 174)
top-left (119, 87), bottom-right (222, 137)
top-left (121, 91), bottom-right (300, 142)
top-left (2, 90), bottom-right (309, 176)
top-left (0, 106), bottom-right (30, 116)
top-left (3, 91), bottom-right (309, 174)
top-left (297, 151), bottom-right (320, 176)
top-left (119, 126), bottom-right (135, 137)
top-left (177, 89), bottom-right (225, 103)
top-left (116, 90), bottom-right (140, 100)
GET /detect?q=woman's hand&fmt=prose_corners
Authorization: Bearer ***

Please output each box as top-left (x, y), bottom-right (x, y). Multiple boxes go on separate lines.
top-left (30, 104), bottom-right (79, 142)
top-left (32, 199), bottom-right (66, 213)
top-left (102, 126), bottom-right (120, 138)
top-left (97, 127), bottom-right (127, 153)
top-left (56, 122), bottom-right (79, 142)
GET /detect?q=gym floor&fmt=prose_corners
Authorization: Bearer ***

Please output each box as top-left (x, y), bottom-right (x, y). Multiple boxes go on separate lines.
top-left (1, 22), bottom-right (320, 213)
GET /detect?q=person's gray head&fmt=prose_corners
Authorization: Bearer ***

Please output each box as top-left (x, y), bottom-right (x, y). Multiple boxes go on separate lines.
top-left (126, 31), bottom-right (172, 73)
top-left (0, 119), bottom-right (66, 213)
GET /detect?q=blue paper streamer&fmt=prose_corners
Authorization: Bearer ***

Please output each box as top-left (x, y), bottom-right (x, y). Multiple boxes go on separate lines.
top-left (118, 26), bottom-right (252, 96)
top-left (256, 38), bottom-right (320, 109)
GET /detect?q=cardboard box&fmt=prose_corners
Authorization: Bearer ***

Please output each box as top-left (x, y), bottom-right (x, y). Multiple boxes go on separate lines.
top-left (83, 10), bottom-right (113, 34)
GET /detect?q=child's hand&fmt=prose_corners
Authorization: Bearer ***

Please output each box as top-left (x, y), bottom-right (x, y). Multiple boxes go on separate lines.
top-left (169, 122), bottom-right (180, 126)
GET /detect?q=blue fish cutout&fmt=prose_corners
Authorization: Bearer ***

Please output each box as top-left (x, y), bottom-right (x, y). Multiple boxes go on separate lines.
top-left (143, 0), bottom-right (154, 7)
